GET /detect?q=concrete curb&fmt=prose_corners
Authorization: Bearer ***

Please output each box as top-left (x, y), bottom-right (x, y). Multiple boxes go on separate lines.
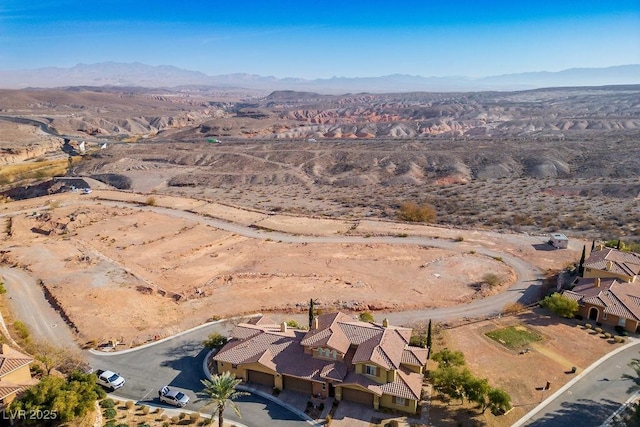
top-left (89, 314), bottom-right (262, 356)
top-left (203, 350), bottom-right (322, 427)
top-left (512, 338), bottom-right (640, 427)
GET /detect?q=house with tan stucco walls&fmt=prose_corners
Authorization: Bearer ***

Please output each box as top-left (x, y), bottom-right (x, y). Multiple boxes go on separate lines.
top-left (563, 247), bottom-right (640, 333)
top-left (0, 344), bottom-right (36, 407)
top-left (213, 312), bottom-right (427, 414)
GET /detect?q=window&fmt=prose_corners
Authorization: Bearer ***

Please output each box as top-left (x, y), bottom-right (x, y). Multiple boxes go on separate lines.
top-left (324, 349), bottom-right (331, 357)
top-left (322, 383), bottom-right (327, 390)
top-left (365, 365), bottom-right (377, 376)
top-left (331, 350), bottom-right (337, 359)
top-left (395, 397), bottom-right (406, 406)
top-left (619, 317), bottom-right (626, 327)
top-left (232, 364), bottom-right (238, 369)
top-left (603, 313), bottom-right (608, 320)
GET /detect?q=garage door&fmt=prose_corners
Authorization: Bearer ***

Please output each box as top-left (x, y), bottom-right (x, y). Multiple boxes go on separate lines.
top-left (247, 370), bottom-right (275, 387)
top-left (341, 387), bottom-right (374, 406)
top-left (283, 376), bottom-right (313, 394)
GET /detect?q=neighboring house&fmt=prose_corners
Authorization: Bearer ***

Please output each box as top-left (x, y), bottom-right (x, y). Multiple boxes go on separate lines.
top-left (549, 233), bottom-right (569, 249)
top-left (0, 344), bottom-right (36, 407)
top-left (213, 312), bottom-right (428, 414)
top-left (582, 247), bottom-right (640, 283)
top-left (563, 277), bottom-right (640, 333)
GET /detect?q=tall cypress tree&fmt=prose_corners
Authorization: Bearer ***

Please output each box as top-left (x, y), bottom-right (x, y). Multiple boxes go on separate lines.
top-left (308, 298), bottom-right (315, 329)
top-left (578, 245), bottom-right (586, 276)
top-left (591, 240), bottom-right (595, 252)
top-left (426, 319), bottom-right (432, 359)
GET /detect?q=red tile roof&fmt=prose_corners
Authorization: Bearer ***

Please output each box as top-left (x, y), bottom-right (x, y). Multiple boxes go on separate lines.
top-left (585, 248), bottom-right (640, 278)
top-left (0, 345), bottom-right (33, 377)
top-left (216, 312), bottom-right (426, 400)
top-left (564, 277), bottom-right (640, 321)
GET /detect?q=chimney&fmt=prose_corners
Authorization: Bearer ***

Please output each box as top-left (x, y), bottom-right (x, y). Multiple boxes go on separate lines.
top-left (606, 260), bottom-right (613, 271)
top-left (382, 318), bottom-right (389, 328)
top-left (281, 322), bottom-right (287, 333)
top-left (595, 277), bottom-right (601, 287)
top-left (598, 244), bottom-right (605, 251)
top-left (313, 317), bottom-right (319, 330)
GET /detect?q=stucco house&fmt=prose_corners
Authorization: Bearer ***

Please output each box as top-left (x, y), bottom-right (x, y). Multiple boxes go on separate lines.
top-left (563, 277), bottom-right (640, 332)
top-left (213, 312), bottom-right (428, 414)
top-left (0, 344), bottom-right (36, 407)
top-left (582, 247), bottom-right (640, 283)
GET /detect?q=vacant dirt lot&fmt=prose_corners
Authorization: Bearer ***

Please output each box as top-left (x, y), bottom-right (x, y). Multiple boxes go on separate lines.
top-left (0, 190), bottom-right (583, 347)
top-left (431, 309), bottom-right (618, 426)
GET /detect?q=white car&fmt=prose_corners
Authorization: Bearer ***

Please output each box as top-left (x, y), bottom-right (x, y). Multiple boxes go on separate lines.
top-left (159, 386), bottom-right (190, 407)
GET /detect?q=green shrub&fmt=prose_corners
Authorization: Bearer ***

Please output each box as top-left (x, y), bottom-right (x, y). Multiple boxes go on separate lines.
top-left (104, 421), bottom-right (116, 427)
top-left (103, 408), bottom-right (117, 419)
top-left (13, 320), bottom-right (30, 340)
top-left (100, 399), bottom-right (115, 408)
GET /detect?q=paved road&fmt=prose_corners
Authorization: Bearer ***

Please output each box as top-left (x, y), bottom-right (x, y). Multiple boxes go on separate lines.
top-left (0, 267), bottom-right (76, 347)
top-left (520, 341), bottom-right (640, 427)
top-left (87, 320), bottom-right (310, 427)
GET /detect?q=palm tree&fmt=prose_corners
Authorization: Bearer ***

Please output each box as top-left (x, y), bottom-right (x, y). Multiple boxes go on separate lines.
top-left (200, 372), bottom-right (249, 427)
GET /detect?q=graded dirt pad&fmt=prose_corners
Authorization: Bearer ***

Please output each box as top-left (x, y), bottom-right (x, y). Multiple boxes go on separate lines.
top-left (434, 310), bottom-right (616, 426)
top-left (1, 197), bottom-right (521, 346)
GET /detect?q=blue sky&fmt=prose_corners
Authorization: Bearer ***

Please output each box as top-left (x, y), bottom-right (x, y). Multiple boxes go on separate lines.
top-left (1, 0), bottom-right (638, 78)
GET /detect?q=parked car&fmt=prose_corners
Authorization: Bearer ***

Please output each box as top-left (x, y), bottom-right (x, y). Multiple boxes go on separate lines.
top-left (96, 369), bottom-right (125, 391)
top-left (159, 386), bottom-right (190, 407)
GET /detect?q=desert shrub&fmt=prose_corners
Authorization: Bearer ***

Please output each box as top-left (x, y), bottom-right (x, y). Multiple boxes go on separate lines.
top-left (103, 408), bottom-right (117, 419)
top-left (189, 413), bottom-right (201, 424)
top-left (141, 405), bottom-right (150, 414)
top-left (503, 302), bottom-right (525, 314)
top-left (179, 412), bottom-right (187, 420)
top-left (483, 273), bottom-right (502, 287)
top-left (125, 400), bottom-right (135, 409)
top-left (604, 332), bottom-right (612, 338)
top-left (100, 399), bottom-right (115, 408)
top-left (171, 416), bottom-right (179, 424)
top-left (13, 320), bottom-right (30, 340)
top-left (397, 202), bottom-right (436, 223)
top-left (585, 323), bottom-right (592, 329)
top-left (145, 197), bottom-right (156, 206)
top-left (203, 333), bottom-right (228, 349)
top-left (325, 414), bottom-right (332, 425)
top-left (358, 312), bottom-right (374, 322)
top-left (454, 236), bottom-right (464, 242)
top-left (0, 282), bottom-right (6, 294)
top-left (595, 327), bottom-right (603, 334)
top-left (286, 320), bottom-right (306, 329)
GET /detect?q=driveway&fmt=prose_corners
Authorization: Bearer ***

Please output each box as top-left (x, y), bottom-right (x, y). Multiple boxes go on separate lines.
top-left (331, 401), bottom-right (373, 427)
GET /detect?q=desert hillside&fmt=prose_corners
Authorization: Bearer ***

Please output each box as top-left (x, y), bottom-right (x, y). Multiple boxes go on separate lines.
top-left (1, 85), bottom-right (639, 239)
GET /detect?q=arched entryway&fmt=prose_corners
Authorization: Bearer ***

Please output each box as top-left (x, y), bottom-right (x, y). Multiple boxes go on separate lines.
top-left (588, 307), bottom-right (599, 321)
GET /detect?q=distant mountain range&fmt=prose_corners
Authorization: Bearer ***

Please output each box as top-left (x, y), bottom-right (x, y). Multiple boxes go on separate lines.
top-left (0, 62), bottom-right (638, 93)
